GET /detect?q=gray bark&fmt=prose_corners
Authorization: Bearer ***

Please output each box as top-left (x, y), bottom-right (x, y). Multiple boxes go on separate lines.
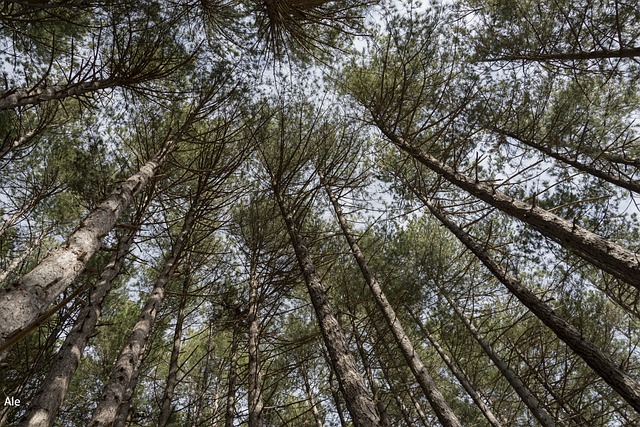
top-left (322, 179), bottom-right (462, 427)
top-left (423, 198), bottom-right (640, 413)
top-left (15, 225), bottom-right (138, 427)
top-left (376, 123), bottom-right (640, 289)
top-left (443, 293), bottom-right (557, 427)
top-left (248, 266), bottom-right (264, 427)
top-left (0, 80), bottom-right (114, 110)
top-left (89, 200), bottom-right (196, 427)
top-left (158, 266), bottom-right (190, 427)
top-left (0, 144), bottom-right (172, 352)
top-left (274, 190), bottom-right (384, 427)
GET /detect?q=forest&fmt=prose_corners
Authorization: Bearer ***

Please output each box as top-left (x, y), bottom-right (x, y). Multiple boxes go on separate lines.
top-left (0, 0), bottom-right (639, 425)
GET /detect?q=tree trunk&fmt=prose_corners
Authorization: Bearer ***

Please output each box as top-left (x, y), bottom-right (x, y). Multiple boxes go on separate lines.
top-left (375, 122), bottom-right (640, 289)
top-left (224, 324), bottom-right (239, 427)
top-left (322, 178), bottom-right (462, 427)
top-left (484, 47), bottom-right (640, 62)
top-left (15, 224), bottom-right (139, 427)
top-left (0, 143), bottom-right (172, 352)
top-left (248, 262), bottom-right (264, 427)
top-left (273, 190), bottom-right (384, 427)
top-left (0, 80), bottom-right (115, 110)
top-left (158, 264), bottom-right (191, 427)
top-left (442, 293), bottom-right (557, 427)
top-left (494, 129), bottom-right (640, 194)
top-left (88, 199), bottom-right (196, 427)
top-left (301, 364), bottom-right (324, 427)
top-left (0, 229), bottom-right (47, 285)
top-left (423, 197), bottom-right (640, 413)
top-left (408, 309), bottom-right (505, 427)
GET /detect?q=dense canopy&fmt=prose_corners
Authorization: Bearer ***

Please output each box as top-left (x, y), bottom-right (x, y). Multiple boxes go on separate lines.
top-left (0, 0), bottom-right (639, 426)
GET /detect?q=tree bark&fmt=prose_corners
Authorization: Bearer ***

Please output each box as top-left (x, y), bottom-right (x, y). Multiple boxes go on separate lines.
top-left (375, 122), bottom-right (640, 289)
top-left (0, 143), bottom-right (173, 352)
top-left (322, 178), bottom-right (462, 427)
top-left (158, 264), bottom-right (191, 427)
top-left (88, 199), bottom-right (196, 427)
top-left (15, 224), bottom-right (139, 427)
top-left (248, 264), bottom-right (264, 427)
top-left (408, 309), bottom-right (505, 427)
top-left (423, 197), bottom-right (640, 413)
top-left (273, 189), bottom-right (384, 427)
top-left (0, 80), bottom-right (116, 110)
top-left (494, 129), bottom-right (640, 194)
top-left (224, 324), bottom-right (239, 427)
top-left (443, 292), bottom-right (557, 427)
top-left (483, 47), bottom-right (640, 62)
top-left (0, 229), bottom-right (47, 285)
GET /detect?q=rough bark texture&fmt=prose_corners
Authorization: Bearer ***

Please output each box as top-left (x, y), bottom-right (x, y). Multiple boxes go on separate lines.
top-left (416, 315), bottom-right (504, 427)
top-left (274, 190), bottom-right (384, 427)
top-left (158, 269), bottom-right (190, 427)
top-left (443, 293), bottom-right (557, 427)
top-left (425, 199), bottom-right (640, 413)
top-left (248, 266), bottom-right (264, 427)
top-left (376, 123), bottom-right (640, 289)
top-left (89, 201), bottom-right (196, 427)
top-left (323, 179), bottom-right (462, 427)
top-left (16, 226), bottom-right (138, 427)
top-left (0, 80), bottom-right (114, 110)
top-left (0, 145), bottom-right (171, 351)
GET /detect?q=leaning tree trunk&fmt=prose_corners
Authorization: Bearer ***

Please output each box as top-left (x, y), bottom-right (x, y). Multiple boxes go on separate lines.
top-left (89, 199), bottom-right (197, 427)
top-left (273, 189), bottom-right (384, 427)
top-left (224, 324), bottom-right (240, 427)
top-left (420, 195), bottom-right (640, 413)
top-left (442, 292), bottom-right (557, 427)
top-left (158, 263), bottom-right (191, 427)
top-left (374, 120), bottom-right (640, 289)
top-left (0, 79), bottom-right (117, 110)
top-left (248, 263), bottom-right (265, 427)
top-left (322, 178), bottom-right (462, 427)
top-left (15, 221), bottom-right (141, 427)
top-left (0, 142), bottom-right (173, 352)
top-left (407, 308), bottom-right (505, 427)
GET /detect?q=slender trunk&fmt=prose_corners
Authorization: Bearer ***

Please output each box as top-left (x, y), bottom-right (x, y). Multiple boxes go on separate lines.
top-left (248, 265), bottom-right (264, 427)
top-left (378, 362), bottom-right (418, 427)
top-left (158, 266), bottom-right (191, 427)
top-left (196, 319), bottom-right (216, 427)
top-left (0, 143), bottom-right (172, 351)
top-left (273, 190), bottom-right (383, 427)
top-left (89, 201), bottom-right (196, 427)
top-left (0, 199), bottom-right (38, 238)
top-left (483, 47), bottom-right (640, 62)
top-left (495, 129), bottom-right (640, 194)
top-left (347, 311), bottom-right (391, 426)
top-left (113, 354), bottom-right (145, 427)
top-left (375, 122), bottom-right (640, 289)
top-left (508, 339), bottom-right (589, 425)
top-left (322, 179), bottom-right (462, 427)
top-left (443, 293), bottom-right (557, 427)
top-left (328, 368), bottom-right (349, 427)
top-left (422, 196), bottom-right (640, 413)
top-left (301, 365), bottom-right (324, 427)
top-left (224, 325), bottom-right (239, 427)
top-left (15, 225), bottom-right (139, 427)
top-left (408, 309), bottom-right (505, 427)
top-left (0, 80), bottom-right (115, 110)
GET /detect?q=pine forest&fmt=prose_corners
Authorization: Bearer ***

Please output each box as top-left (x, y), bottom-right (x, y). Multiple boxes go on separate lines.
top-left (0, 0), bottom-right (639, 425)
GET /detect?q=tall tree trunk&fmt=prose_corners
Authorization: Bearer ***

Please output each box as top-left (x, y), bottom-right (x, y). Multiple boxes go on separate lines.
top-left (407, 308), bottom-right (505, 427)
top-left (224, 324), bottom-right (239, 427)
top-left (88, 199), bottom-right (197, 427)
top-left (494, 129), bottom-right (640, 194)
top-left (442, 292), bottom-right (557, 427)
top-left (300, 363), bottom-right (324, 427)
top-left (327, 367), bottom-right (349, 427)
top-left (273, 190), bottom-right (384, 427)
top-left (422, 196), bottom-right (640, 413)
top-left (158, 263), bottom-right (191, 427)
top-left (0, 80), bottom-right (117, 110)
top-left (322, 178), bottom-right (462, 427)
top-left (15, 223), bottom-right (140, 427)
top-left (374, 121), bottom-right (640, 289)
top-left (0, 142), bottom-right (173, 352)
top-left (248, 263), bottom-right (264, 427)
